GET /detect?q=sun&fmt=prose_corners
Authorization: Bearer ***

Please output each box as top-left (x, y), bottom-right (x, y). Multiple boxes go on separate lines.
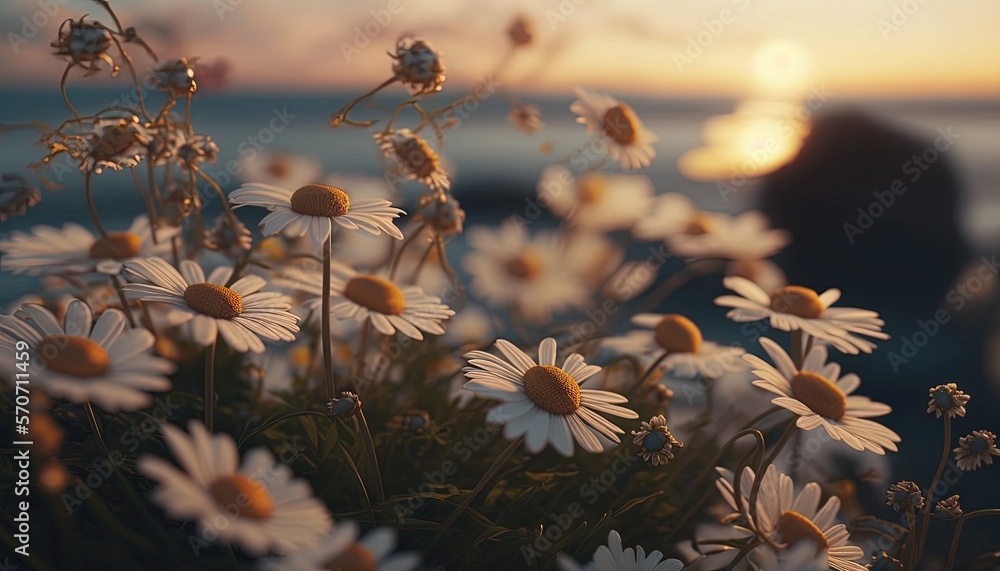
top-left (752, 39), bottom-right (811, 98)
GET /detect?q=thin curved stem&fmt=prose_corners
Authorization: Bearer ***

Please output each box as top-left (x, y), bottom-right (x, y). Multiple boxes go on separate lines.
top-left (321, 234), bottom-right (336, 398)
top-left (204, 339), bottom-right (216, 432)
top-left (110, 274), bottom-right (136, 328)
top-left (60, 64), bottom-right (80, 118)
top-left (745, 422), bottom-right (797, 526)
top-left (635, 351), bottom-right (669, 388)
top-left (389, 223), bottom-right (426, 280)
top-left (131, 167), bottom-right (160, 244)
top-left (331, 76), bottom-right (399, 127)
top-left (355, 411), bottom-right (385, 504)
top-left (85, 402), bottom-right (111, 454)
top-left (945, 509), bottom-right (1000, 569)
top-left (239, 411), bottom-right (332, 447)
top-left (913, 414), bottom-right (951, 564)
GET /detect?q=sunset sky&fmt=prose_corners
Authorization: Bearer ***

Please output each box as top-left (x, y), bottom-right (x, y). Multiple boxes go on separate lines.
top-left (2, 0), bottom-right (999, 97)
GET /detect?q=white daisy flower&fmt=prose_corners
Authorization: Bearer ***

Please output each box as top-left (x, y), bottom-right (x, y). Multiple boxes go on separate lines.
top-left (0, 300), bottom-right (173, 411)
top-left (463, 221), bottom-right (588, 323)
top-left (122, 258), bottom-right (299, 353)
top-left (603, 313), bottom-right (746, 380)
top-left (374, 128), bottom-right (450, 191)
top-left (137, 421), bottom-right (332, 556)
top-left (463, 338), bottom-right (639, 456)
top-left (632, 193), bottom-right (701, 242)
top-left (283, 262), bottom-right (453, 341)
top-left (558, 530), bottom-right (683, 571)
top-left (570, 88), bottom-right (658, 170)
top-left (0, 215), bottom-right (178, 276)
top-left (229, 182), bottom-right (405, 248)
top-left (238, 152), bottom-right (323, 190)
top-left (726, 258), bottom-right (787, 296)
top-left (692, 465), bottom-right (864, 571)
top-left (745, 338), bottom-right (900, 454)
top-left (257, 519), bottom-right (420, 571)
top-left (715, 276), bottom-right (889, 354)
top-left (667, 211), bottom-right (790, 261)
top-left (538, 165), bottom-right (653, 231)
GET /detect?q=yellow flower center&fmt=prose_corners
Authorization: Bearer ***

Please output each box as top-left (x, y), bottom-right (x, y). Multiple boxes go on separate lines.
top-left (208, 475), bottom-right (274, 519)
top-left (183, 283), bottom-right (244, 319)
top-left (88, 232), bottom-right (143, 258)
top-left (392, 135), bottom-right (439, 179)
top-left (653, 314), bottom-right (702, 354)
top-left (92, 125), bottom-right (138, 159)
top-left (775, 510), bottom-right (828, 552)
top-left (523, 365), bottom-right (581, 415)
top-left (37, 335), bottom-right (111, 377)
top-left (504, 250), bottom-right (542, 280)
top-left (322, 544), bottom-right (377, 571)
top-left (344, 275), bottom-right (406, 316)
top-left (576, 173), bottom-right (605, 204)
top-left (770, 286), bottom-right (824, 319)
top-left (685, 212), bottom-right (714, 235)
top-left (791, 371), bottom-right (847, 420)
top-left (602, 104), bottom-right (639, 146)
top-left (289, 184), bottom-right (351, 218)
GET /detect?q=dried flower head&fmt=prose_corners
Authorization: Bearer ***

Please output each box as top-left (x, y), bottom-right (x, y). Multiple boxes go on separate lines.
top-left (866, 552), bottom-right (902, 571)
top-left (162, 184), bottom-right (195, 223)
top-left (0, 173), bottom-right (40, 222)
top-left (885, 481), bottom-right (923, 512)
top-left (954, 430), bottom-right (1000, 471)
top-left (204, 215), bottom-right (252, 257)
top-left (45, 116), bottom-right (150, 173)
top-left (934, 495), bottom-right (962, 519)
top-left (52, 16), bottom-right (117, 76)
top-left (631, 415), bottom-right (682, 466)
top-left (176, 134), bottom-right (219, 166)
top-left (416, 193), bottom-right (465, 236)
top-left (507, 102), bottom-right (544, 134)
top-left (387, 410), bottom-right (430, 434)
top-left (375, 129), bottom-right (450, 191)
top-left (390, 36), bottom-right (445, 95)
top-left (506, 15), bottom-right (534, 47)
top-left (149, 57), bottom-right (197, 96)
top-left (927, 383), bottom-right (969, 418)
top-left (328, 391), bottom-right (362, 418)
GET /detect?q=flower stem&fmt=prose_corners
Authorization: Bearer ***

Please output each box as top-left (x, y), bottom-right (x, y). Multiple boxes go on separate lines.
top-left (790, 330), bottom-right (806, 368)
top-left (355, 410), bottom-right (385, 504)
top-left (110, 274), bottom-right (137, 328)
top-left (85, 402), bottom-right (111, 455)
top-left (427, 437), bottom-right (521, 553)
top-left (84, 170), bottom-right (112, 244)
top-left (204, 339), bottom-right (216, 432)
top-left (913, 414), bottom-right (952, 565)
top-left (321, 233), bottom-right (336, 399)
top-left (945, 509), bottom-right (1000, 569)
top-left (238, 410), bottom-right (332, 448)
top-left (635, 351), bottom-right (669, 388)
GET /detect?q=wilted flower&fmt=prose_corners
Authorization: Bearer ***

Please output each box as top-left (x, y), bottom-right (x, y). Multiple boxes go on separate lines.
top-left (632, 415), bottom-right (683, 466)
top-left (885, 481), bottom-right (923, 512)
top-left (176, 133), bottom-right (219, 166)
top-left (0, 173), bottom-right (40, 222)
top-left (204, 215), bottom-right (252, 257)
top-left (47, 116), bottom-right (150, 173)
top-left (927, 383), bottom-right (970, 418)
top-left (954, 430), bottom-right (1000, 471)
top-left (934, 495), bottom-right (962, 519)
top-left (866, 552), bottom-right (902, 571)
top-left (506, 15), bottom-right (534, 47)
top-left (148, 57), bottom-right (197, 96)
top-left (375, 128), bottom-right (450, 191)
top-left (508, 102), bottom-right (543, 133)
top-left (416, 193), bottom-right (465, 236)
top-left (51, 16), bottom-right (116, 75)
top-left (328, 391), bottom-right (362, 418)
top-left (390, 36), bottom-right (445, 95)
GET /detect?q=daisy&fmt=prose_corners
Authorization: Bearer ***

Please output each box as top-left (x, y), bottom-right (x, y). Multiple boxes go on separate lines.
top-left (0, 173), bottom-right (40, 222)
top-left (603, 313), bottom-right (746, 380)
top-left (508, 102), bottom-right (543, 133)
top-left (927, 383), bottom-right (970, 418)
top-left (70, 116), bottom-right (151, 173)
top-left (463, 338), bottom-right (639, 456)
top-left (558, 530), bottom-right (683, 571)
top-left (631, 415), bottom-right (683, 466)
top-left (51, 16), bottom-right (115, 75)
top-left (632, 193), bottom-right (700, 242)
top-left (715, 276), bottom-right (889, 354)
top-left (463, 220), bottom-right (588, 323)
top-left (744, 338), bottom-right (900, 454)
top-left (257, 520), bottom-right (420, 571)
top-left (122, 258), bottom-right (299, 353)
top-left (375, 128), bottom-right (450, 191)
top-left (0, 215), bottom-right (178, 276)
top-left (137, 421), bottom-right (331, 556)
top-left (697, 464), bottom-right (866, 571)
top-left (725, 258), bottom-right (787, 297)
top-left (390, 36), bottom-right (445, 95)
top-left (570, 88), bottom-right (658, 170)
top-left (538, 166), bottom-right (653, 231)
top-left (283, 262), bottom-right (453, 340)
top-left (666, 210), bottom-right (790, 261)
top-left (148, 57), bottom-right (197, 96)
top-left (954, 430), bottom-right (1000, 471)
top-left (0, 301), bottom-right (173, 411)
top-left (229, 182), bottom-right (405, 248)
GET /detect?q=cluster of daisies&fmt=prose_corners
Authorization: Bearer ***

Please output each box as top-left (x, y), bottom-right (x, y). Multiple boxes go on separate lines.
top-left (3, 3), bottom-right (999, 570)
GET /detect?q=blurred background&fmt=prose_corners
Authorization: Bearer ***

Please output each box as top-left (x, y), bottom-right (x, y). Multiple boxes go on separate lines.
top-left (2, 0), bottom-right (1000, 563)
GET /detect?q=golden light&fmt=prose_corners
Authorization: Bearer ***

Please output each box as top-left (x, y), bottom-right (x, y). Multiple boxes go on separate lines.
top-left (752, 39), bottom-right (811, 98)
